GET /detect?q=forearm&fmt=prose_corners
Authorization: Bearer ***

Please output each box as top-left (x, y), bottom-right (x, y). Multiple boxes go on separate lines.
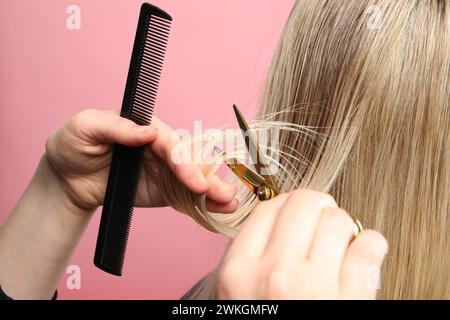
top-left (0, 155), bottom-right (94, 299)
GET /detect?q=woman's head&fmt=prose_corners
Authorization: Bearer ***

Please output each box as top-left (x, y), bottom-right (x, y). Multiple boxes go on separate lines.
top-left (162, 0), bottom-right (449, 299)
top-left (259, 0), bottom-right (449, 299)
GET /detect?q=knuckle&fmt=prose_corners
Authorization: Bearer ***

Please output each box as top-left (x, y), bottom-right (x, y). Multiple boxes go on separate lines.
top-left (252, 193), bottom-right (289, 217)
top-left (263, 268), bottom-right (288, 299)
top-left (45, 128), bottom-right (65, 159)
top-left (289, 189), bottom-right (337, 208)
top-left (72, 109), bottom-right (97, 130)
top-left (45, 134), bottom-right (54, 154)
top-left (360, 230), bottom-right (389, 255)
top-left (322, 207), bottom-right (354, 230)
top-left (77, 108), bottom-right (97, 121)
top-left (216, 260), bottom-right (241, 293)
top-left (315, 192), bottom-right (337, 207)
top-left (348, 230), bottom-right (389, 265)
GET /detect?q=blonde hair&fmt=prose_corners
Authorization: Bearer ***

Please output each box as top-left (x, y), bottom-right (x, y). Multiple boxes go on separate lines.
top-left (160, 0), bottom-right (450, 299)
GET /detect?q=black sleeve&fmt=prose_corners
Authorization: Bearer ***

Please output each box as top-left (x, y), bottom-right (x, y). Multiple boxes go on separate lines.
top-left (0, 286), bottom-right (12, 300)
top-left (0, 286), bottom-right (57, 300)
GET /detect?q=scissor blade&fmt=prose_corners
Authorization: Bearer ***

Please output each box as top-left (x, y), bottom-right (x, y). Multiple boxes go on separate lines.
top-left (233, 105), bottom-right (279, 193)
top-left (233, 105), bottom-right (261, 168)
top-left (226, 158), bottom-right (267, 193)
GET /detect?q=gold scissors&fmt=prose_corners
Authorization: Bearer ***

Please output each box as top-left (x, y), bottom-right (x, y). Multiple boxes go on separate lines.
top-left (221, 105), bottom-right (363, 236)
top-left (223, 105), bottom-right (280, 201)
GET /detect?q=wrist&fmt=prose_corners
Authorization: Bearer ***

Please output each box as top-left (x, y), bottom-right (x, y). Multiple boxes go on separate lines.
top-left (0, 155), bottom-right (95, 299)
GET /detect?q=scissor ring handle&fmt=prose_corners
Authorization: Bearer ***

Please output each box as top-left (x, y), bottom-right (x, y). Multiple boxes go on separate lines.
top-left (257, 185), bottom-right (276, 201)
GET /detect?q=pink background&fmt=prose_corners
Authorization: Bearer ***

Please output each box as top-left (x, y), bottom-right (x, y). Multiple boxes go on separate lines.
top-left (0, 0), bottom-right (294, 299)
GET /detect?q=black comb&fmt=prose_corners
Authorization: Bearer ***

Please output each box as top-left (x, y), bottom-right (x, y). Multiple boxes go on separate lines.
top-left (94, 3), bottom-right (172, 276)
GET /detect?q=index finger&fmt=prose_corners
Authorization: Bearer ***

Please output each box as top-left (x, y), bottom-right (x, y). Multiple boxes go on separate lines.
top-left (224, 194), bottom-right (290, 261)
top-left (147, 116), bottom-right (209, 194)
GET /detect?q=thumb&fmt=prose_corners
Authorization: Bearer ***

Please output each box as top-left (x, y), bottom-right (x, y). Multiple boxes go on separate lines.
top-left (72, 109), bottom-right (158, 146)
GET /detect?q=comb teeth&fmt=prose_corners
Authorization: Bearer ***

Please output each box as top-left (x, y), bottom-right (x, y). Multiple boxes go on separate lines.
top-left (94, 4), bottom-right (172, 276)
top-left (130, 14), bottom-right (172, 126)
top-left (112, 147), bottom-right (143, 273)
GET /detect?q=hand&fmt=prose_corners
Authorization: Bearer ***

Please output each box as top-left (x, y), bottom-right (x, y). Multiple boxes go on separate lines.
top-left (45, 109), bottom-right (238, 214)
top-left (1, 108), bottom-right (239, 300)
top-left (215, 190), bottom-right (388, 299)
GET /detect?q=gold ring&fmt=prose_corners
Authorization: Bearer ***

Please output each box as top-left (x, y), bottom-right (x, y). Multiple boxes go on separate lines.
top-left (351, 216), bottom-right (363, 237)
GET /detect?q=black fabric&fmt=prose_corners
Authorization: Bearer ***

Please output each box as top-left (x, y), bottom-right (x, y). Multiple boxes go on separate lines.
top-left (0, 286), bottom-right (57, 300)
top-left (0, 286), bottom-right (12, 300)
